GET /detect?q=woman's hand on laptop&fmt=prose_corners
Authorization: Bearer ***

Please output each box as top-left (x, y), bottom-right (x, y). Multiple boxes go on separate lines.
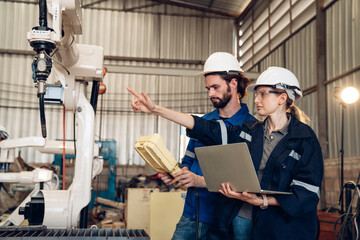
top-left (219, 183), bottom-right (264, 206)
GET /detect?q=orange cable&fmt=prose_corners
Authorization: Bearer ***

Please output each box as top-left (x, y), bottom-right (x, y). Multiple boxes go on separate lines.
top-left (63, 105), bottom-right (66, 190)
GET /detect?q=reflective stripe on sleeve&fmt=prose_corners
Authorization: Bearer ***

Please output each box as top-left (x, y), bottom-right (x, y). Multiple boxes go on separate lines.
top-left (291, 179), bottom-right (320, 198)
top-left (217, 120), bottom-right (228, 145)
top-left (185, 150), bottom-right (195, 159)
top-left (239, 131), bottom-right (252, 142)
top-left (289, 150), bottom-right (301, 161)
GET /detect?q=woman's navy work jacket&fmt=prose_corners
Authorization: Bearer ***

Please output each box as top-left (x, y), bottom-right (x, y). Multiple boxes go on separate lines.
top-left (187, 114), bottom-right (324, 240)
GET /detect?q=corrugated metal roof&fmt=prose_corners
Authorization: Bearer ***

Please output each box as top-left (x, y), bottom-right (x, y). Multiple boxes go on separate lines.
top-left (7, 0), bottom-right (251, 19)
top-left (79, 0), bottom-right (252, 18)
top-left (153, 0), bottom-right (252, 17)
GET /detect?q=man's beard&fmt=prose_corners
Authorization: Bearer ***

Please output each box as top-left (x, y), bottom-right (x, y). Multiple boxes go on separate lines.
top-left (210, 86), bottom-right (232, 108)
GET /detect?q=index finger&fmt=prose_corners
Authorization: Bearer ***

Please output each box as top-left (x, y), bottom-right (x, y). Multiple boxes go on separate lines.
top-left (127, 87), bottom-right (142, 98)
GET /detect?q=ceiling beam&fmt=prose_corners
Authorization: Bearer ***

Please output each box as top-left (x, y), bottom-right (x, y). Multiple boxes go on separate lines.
top-left (106, 64), bottom-right (260, 79)
top-left (81, 0), bottom-right (109, 8)
top-left (0, 49), bottom-right (260, 79)
top-left (0, 49), bottom-right (204, 65)
top-left (150, 0), bottom-right (237, 18)
top-left (121, 2), bottom-right (161, 12)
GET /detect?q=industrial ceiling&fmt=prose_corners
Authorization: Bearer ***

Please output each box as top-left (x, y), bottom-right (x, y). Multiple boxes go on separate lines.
top-left (150, 0), bottom-right (253, 17)
top-left (13, 0), bottom-right (252, 18)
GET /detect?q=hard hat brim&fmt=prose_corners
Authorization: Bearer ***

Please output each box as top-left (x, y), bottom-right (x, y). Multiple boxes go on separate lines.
top-left (196, 69), bottom-right (244, 77)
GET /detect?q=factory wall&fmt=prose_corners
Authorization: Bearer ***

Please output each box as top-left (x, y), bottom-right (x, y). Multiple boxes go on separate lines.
top-left (239, 0), bottom-right (360, 159)
top-left (326, 0), bottom-right (360, 159)
top-left (0, 0), bottom-right (235, 165)
top-left (238, 0), bottom-right (360, 207)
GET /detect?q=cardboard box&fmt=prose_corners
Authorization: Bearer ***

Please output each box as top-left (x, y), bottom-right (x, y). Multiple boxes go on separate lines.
top-left (150, 191), bottom-right (186, 240)
top-left (125, 188), bottom-right (159, 233)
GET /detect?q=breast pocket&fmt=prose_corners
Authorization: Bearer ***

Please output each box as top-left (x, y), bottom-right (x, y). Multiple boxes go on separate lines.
top-left (272, 150), bottom-right (302, 190)
top-left (279, 150), bottom-right (301, 170)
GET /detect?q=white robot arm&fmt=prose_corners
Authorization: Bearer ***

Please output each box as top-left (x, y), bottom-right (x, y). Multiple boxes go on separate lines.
top-left (0, 137), bottom-right (103, 227)
top-left (0, 168), bottom-right (53, 184)
top-left (0, 168), bottom-right (55, 227)
top-left (21, 0), bottom-right (104, 228)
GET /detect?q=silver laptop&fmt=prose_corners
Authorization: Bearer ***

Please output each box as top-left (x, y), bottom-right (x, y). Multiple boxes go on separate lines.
top-left (195, 142), bottom-right (291, 195)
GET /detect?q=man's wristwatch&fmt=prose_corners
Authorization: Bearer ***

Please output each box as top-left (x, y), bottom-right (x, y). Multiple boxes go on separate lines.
top-left (260, 194), bottom-right (268, 209)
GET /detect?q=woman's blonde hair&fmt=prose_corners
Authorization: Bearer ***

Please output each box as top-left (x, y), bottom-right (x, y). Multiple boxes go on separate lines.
top-left (274, 88), bottom-right (310, 125)
top-left (285, 97), bottom-right (311, 125)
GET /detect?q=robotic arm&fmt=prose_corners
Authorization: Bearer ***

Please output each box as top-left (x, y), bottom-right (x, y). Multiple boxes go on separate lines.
top-left (28, 0), bottom-right (58, 138)
top-left (23, 0), bottom-right (104, 228)
top-left (27, 0), bottom-right (84, 138)
top-left (0, 137), bottom-right (102, 227)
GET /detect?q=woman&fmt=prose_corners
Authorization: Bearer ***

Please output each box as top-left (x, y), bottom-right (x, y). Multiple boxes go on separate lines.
top-left (128, 66), bottom-right (323, 240)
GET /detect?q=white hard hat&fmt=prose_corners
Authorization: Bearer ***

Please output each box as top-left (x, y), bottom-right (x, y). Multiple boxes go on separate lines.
top-left (0, 125), bottom-right (8, 140)
top-left (247, 66), bottom-right (303, 100)
top-left (197, 52), bottom-right (244, 76)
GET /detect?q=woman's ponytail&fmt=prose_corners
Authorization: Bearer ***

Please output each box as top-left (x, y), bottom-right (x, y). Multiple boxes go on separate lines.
top-left (286, 99), bottom-right (311, 125)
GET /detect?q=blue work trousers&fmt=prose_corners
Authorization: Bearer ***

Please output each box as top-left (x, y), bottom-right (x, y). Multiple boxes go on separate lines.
top-left (172, 216), bottom-right (210, 240)
top-left (232, 216), bottom-right (252, 240)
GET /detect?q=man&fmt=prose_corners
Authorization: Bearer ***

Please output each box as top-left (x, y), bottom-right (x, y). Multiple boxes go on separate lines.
top-left (159, 52), bottom-right (256, 239)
